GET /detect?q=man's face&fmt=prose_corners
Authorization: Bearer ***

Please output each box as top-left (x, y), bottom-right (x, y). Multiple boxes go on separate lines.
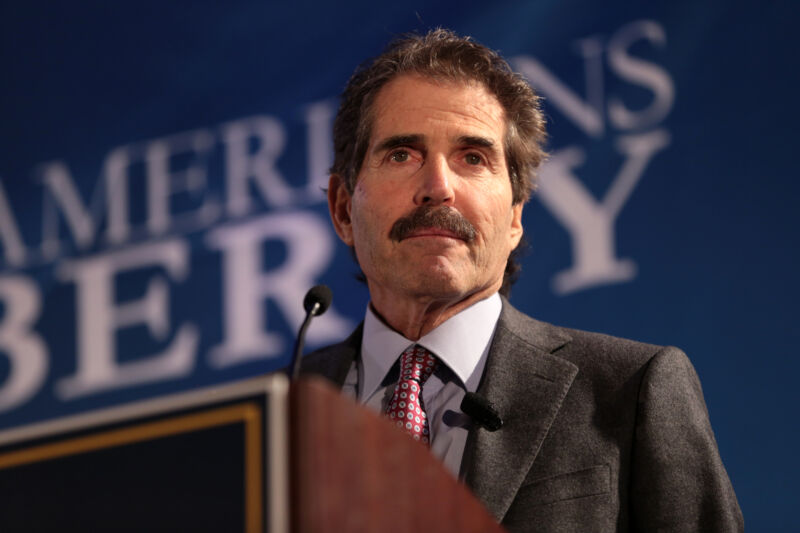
top-left (329, 74), bottom-right (523, 305)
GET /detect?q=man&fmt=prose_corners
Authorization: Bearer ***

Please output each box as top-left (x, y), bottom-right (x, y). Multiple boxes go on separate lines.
top-left (303, 29), bottom-right (743, 531)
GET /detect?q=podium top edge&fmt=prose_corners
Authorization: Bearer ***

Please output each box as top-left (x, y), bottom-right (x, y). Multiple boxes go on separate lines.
top-left (0, 373), bottom-right (289, 447)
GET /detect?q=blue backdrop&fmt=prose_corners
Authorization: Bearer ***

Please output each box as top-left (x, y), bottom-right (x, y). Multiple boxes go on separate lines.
top-left (1, 1), bottom-right (797, 529)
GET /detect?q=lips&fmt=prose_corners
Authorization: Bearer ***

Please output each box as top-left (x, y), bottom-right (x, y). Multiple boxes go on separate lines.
top-left (404, 228), bottom-right (463, 240)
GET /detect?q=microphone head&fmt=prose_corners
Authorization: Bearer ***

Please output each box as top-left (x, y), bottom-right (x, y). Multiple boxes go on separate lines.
top-left (303, 284), bottom-right (333, 316)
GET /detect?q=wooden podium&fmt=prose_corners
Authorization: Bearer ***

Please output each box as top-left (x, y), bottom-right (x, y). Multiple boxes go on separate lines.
top-left (0, 375), bottom-right (503, 533)
top-left (290, 377), bottom-right (504, 533)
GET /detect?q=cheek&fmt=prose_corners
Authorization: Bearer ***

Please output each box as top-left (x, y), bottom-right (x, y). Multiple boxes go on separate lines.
top-left (351, 196), bottom-right (391, 246)
top-left (350, 188), bottom-right (373, 226)
top-left (354, 183), bottom-right (409, 231)
top-left (473, 198), bottom-right (513, 237)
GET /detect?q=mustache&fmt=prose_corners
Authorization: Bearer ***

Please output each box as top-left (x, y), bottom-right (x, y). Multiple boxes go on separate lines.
top-left (389, 206), bottom-right (477, 242)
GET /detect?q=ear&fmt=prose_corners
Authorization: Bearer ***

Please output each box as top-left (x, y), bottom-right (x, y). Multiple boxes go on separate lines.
top-left (509, 202), bottom-right (524, 249)
top-left (328, 174), bottom-right (354, 245)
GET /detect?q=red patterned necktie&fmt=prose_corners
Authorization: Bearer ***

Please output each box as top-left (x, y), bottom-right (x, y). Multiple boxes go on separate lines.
top-left (385, 345), bottom-right (438, 445)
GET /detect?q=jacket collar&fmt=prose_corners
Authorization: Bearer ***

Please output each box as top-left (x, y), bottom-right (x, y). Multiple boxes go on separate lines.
top-left (461, 298), bottom-right (578, 521)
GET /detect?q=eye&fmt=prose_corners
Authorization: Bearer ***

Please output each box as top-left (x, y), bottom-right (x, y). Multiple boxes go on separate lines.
top-left (464, 152), bottom-right (483, 165)
top-left (389, 150), bottom-right (410, 163)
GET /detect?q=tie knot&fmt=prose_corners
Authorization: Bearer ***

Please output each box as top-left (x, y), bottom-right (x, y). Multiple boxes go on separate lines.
top-left (399, 345), bottom-right (437, 385)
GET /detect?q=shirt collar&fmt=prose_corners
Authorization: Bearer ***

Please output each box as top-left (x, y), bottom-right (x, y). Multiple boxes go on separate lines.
top-left (359, 293), bottom-right (502, 402)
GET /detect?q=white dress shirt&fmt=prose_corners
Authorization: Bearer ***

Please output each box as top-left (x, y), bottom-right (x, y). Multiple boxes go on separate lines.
top-left (341, 293), bottom-right (502, 477)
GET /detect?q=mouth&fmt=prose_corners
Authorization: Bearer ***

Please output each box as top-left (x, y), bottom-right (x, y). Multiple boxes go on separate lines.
top-left (403, 228), bottom-right (464, 240)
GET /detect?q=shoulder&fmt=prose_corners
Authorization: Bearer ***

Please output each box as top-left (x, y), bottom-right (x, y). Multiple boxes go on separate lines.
top-left (499, 298), bottom-right (688, 383)
top-left (300, 322), bottom-right (363, 385)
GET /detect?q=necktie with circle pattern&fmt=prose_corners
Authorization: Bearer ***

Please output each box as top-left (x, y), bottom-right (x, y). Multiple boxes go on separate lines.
top-left (385, 345), bottom-right (438, 445)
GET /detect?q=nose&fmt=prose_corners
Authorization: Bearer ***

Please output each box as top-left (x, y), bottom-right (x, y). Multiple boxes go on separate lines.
top-left (413, 155), bottom-right (454, 206)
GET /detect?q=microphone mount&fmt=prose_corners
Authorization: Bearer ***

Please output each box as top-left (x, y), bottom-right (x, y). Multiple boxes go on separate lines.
top-left (460, 392), bottom-right (503, 432)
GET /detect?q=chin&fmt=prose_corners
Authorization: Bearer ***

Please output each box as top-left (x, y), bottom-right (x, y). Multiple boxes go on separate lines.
top-left (404, 268), bottom-right (474, 300)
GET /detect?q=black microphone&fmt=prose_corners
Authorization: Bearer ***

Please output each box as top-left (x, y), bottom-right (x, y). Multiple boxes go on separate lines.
top-left (460, 392), bottom-right (503, 431)
top-left (289, 285), bottom-right (333, 380)
top-left (303, 284), bottom-right (332, 317)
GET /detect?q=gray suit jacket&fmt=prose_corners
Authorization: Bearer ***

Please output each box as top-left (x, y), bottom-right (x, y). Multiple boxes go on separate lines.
top-left (301, 298), bottom-right (743, 532)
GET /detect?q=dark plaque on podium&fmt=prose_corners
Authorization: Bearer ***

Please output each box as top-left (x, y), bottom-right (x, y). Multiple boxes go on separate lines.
top-left (0, 375), bottom-right (289, 533)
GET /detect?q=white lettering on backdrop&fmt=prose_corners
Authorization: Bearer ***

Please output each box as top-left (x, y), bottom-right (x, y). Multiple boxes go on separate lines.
top-left (513, 19), bottom-right (674, 294)
top-left (0, 19), bottom-right (673, 414)
top-left (206, 212), bottom-right (350, 367)
top-left (0, 277), bottom-right (47, 411)
top-left (55, 239), bottom-right (198, 399)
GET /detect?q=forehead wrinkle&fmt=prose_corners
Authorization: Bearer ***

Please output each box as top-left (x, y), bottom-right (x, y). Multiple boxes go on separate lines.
top-left (375, 77), bottom-right (504, 128)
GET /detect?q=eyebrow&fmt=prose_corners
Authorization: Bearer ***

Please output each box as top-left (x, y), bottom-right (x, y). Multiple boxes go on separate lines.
top-left (456, 135), bottom-right (495, 149)
top-left (373, 134), bottom-right (424, 153)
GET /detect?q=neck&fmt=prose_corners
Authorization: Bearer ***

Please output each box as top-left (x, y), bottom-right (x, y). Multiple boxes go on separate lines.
top-left (368, 284), bottom-right (500, 340)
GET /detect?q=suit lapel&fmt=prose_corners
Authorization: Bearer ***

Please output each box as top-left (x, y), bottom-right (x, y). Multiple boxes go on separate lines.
top-left (301, 322), bottom-right (362, 387)
top-left (462, 301), bottom-right (578, 521)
